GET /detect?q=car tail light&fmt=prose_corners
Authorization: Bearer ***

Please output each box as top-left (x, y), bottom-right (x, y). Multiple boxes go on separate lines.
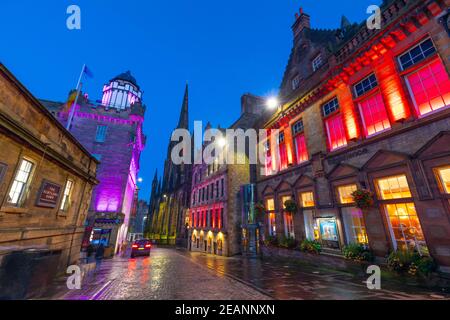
top-left (145, 244), bottom-right (151, 248)
top-left (132, 244), bottom-right (138, 248)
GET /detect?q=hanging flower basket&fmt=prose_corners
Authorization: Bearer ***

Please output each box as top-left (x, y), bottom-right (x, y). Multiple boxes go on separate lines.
top-left (351, 189), bottom-right (374, 209)
top-left (254, 202), bottom-right (266, 217)
top-left (284, 199), bottom-right (298, 214)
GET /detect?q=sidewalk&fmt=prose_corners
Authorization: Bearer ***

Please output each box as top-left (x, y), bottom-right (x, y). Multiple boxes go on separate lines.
top-left (177, 249), bottom-right (450, 300)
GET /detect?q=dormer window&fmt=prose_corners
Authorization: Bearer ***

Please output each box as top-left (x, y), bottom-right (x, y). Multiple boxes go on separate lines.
top-left (312, 54), bottom-right (324, 72)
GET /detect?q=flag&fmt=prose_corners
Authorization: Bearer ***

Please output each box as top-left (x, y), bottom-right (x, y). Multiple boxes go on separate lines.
top-left (64, 90), bottom-right (78, 113)
top-left (83, 65), bottom-right (94, 78)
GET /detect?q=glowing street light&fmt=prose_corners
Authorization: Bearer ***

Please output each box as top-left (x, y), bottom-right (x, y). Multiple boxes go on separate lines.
top-left (137, 177), bottom-right (144, 183)
top-left (217, 137), bottom-right (227, 148)
top-left (266, 97), bottom-right (279, 110)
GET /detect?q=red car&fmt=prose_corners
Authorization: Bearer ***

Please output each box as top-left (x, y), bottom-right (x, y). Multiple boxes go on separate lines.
top-left (131, 239), bottom-right (152, 258)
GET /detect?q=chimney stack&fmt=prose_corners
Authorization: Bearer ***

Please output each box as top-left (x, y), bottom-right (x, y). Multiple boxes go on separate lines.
top-left (292, 7), bottom-right (311, 37)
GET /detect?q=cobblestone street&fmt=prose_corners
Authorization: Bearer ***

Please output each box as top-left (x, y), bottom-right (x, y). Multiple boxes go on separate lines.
top-left (46, 247), bottom-right (450, 300)
top-left (47, 248), bottom-right (270, 300)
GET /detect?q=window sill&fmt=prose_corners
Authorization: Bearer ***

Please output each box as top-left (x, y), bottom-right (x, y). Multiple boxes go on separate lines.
top-left (0, 206), bottom-right (29, 214)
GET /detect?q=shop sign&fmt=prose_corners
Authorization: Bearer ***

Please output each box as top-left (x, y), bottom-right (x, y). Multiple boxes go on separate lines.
top-left (327, 148), bottom-right (369, 166)
top-left (36, 180), bottom-right (62, 208)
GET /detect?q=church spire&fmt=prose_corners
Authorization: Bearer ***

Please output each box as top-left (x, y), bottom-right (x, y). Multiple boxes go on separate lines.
top-left (177, 83), bottom-right (189, 130)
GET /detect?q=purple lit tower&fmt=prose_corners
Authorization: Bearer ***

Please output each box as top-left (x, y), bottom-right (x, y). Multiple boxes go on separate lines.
top-left (41, 71), bottom-right (146, 256)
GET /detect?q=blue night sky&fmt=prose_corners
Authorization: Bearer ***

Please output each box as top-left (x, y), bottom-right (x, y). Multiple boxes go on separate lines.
top-left (0, 0), bottom-right (381, 201)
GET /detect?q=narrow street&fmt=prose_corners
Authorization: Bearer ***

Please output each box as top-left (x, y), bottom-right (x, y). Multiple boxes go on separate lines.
top-left (47, 248), bottom-right (449, 300)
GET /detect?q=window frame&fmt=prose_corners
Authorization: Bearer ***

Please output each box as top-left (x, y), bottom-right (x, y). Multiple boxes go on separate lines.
top-left (95, 125), bottom-right (108, 143)
top-left (59, 179), bottom-right (74, 212)
top-left (6, 158), bottom-right (35, 207)
top-left (354, 74), bottom-right (379, 98)
top-left (403, 57), bottom-right (450, 119)
top-left (312, 54), bottom-right (324, 72)
top-left (397, 37), bottom-right (437, 72)
top-left (356, 89), bottom-right (392, 138)
top-left (434, 166), bottom-right (450, 195)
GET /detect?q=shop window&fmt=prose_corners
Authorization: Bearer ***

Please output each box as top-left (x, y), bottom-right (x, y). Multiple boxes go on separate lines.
top-left (342, 207), bottom-right (368, 245)
top-left (300, 192), bottom-right (315, 208)
top-left (385, 203), bottom-right (428, 254)
top-left (358, 93), bottom-right (391, 137)
top-left (266, 198), bottom-right (276, 236)
top-left (377, 175), bottom-right (412, 200)
top-left (7, 159), bottom-right (34, 206)
top-left (303, 210), bottom-right (317, 241)
top-left (405, 59), bottom-right (450, 117)
top-left (278, 132), bottom-right (288, 170)
top-left (284, 212), bottom-right (295, 239)
top-left (60, 179), bottom-right (74, 211)
top-left (324, 114), bottom-right (348, 151)
top-left (338, 184), bottom-right (357, 204)
top-left (437, 167), bottom-right (450, 194)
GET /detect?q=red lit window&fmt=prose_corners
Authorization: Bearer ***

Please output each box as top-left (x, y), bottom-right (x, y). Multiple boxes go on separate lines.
top-left (358, 93), bottom-right (391, 137)
top-left (294, 134), bottom-right (308, 164)
top-left (203, 211), bottom-right (207, 228)
top-left (406, 59), bottom-right (450, 117)
top-left (325, 114), bottom-right (348, 151)
top-left (278, 132), bottom-right (288, 170)
top-left (212, 209), bottom-right (216, 228)
top-left (264, 140), bottom-right (273, 176)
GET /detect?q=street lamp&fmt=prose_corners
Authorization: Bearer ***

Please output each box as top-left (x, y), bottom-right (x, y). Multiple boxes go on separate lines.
top-left (138, 177), bottom-right (143, 183)
top-left (217, 137), bottom-right (227, 148)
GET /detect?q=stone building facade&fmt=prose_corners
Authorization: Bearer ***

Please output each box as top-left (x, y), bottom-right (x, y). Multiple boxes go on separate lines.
top-left (188, 94), bottom-right (266, 256)
top-left (148, 85), bottom-right (192, 246)
top-left (42, 71), bottom-right (146, 257)
top-left (257, 0), bottom-right (450, 271)
top-left (0, 63), bottom-right (98, 273)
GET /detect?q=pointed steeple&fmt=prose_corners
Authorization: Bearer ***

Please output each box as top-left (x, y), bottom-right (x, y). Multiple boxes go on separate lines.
top-left (152, 169), bottom-right (158, 184)
top-left (341, 15), bottom-right (351, 29)
top-left (177, 83), bottom-right (189, 130)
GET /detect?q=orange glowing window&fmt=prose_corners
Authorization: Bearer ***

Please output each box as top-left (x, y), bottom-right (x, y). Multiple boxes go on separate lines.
top-left (437, 167), bottom-right (450, 194)
top-left (406, 59), bottom-right (450, 117)
top-left (268, 212), bottom-right (276, 236)
top-left (300, 192), bottom-right (315, 208)
top-left (281, 196), bottom-right (292, 208)
top-left (284, 212), bottom-right (295, 239)
top-left (358, 93), bottom-right (391, 137)
top-left (266, 198), bottom-right (275, 211)
top-left (377, 175), bottom-right (412, 200)
top-left (385, 203), bottom-right (428, 254)
top-left (293, 134), bottom-right (308, 164)
top-left (324, 114), bottom-right (348, 151)
top-left (338, 184), bottom-right (357, 204)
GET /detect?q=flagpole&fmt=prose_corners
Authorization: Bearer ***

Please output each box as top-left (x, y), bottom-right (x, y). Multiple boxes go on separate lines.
top-left (66, 64), bottom-right (85, 130)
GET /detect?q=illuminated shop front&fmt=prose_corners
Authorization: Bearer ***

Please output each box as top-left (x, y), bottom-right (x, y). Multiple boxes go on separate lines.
top-left (375, 175), bottom-right (428, 254)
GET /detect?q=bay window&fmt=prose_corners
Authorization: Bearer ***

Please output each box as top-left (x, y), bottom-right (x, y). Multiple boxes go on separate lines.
top-left (354, 74), bottom-right (391, 137)
top-left (323, 98), bottom-right (348, 151)
top-left (7, 159), bottom-right (34, 206)
top-left (292, 120), bottom-right (308, 164)
top-left (266, 198), bottom-right (276, 236)
top-left (376, 175), bottom-right (428, 254)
